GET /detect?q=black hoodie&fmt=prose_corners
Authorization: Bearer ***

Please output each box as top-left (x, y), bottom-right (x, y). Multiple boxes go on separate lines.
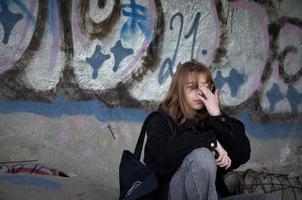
top-left (143, 108), bottom-right (251, 199)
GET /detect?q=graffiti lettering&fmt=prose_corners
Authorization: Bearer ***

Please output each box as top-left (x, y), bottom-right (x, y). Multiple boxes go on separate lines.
top-left (121, 0), bottom-right (151, 40)
top-left (158, 12), bottom-right (183, 85)
top-left (184, 12), bottom-right (201, 59)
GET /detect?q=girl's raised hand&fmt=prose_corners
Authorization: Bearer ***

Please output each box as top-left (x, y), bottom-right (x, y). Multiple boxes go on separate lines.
top-left (197, 85), bottom-right (221, 116)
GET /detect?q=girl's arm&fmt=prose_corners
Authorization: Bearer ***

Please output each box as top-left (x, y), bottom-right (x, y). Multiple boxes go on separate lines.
top-left (206, 113), bottom-right (251, 172)
top-left (196, 85), bottom-right (250, 171)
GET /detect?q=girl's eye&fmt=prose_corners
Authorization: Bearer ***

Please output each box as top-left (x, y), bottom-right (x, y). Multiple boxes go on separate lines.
top-left (186, 83), bottom-right (198, 90)
top-left (186, 86), bottom-right (194, 91)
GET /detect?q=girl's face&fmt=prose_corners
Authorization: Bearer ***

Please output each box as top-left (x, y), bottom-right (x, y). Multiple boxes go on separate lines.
top-left (184, 73), bottom-right (213, 111)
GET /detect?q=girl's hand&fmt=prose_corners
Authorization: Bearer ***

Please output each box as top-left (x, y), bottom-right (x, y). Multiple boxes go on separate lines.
top-left (197, 85), bottom-right (221, 116)
top-left (214, 141), bottom-right (232, 170)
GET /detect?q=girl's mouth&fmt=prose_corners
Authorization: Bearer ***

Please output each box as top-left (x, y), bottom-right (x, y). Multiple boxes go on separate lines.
top-left (194, 100), bottom-right (203, 104)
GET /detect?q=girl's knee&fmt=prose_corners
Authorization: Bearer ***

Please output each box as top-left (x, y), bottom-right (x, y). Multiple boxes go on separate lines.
top-left (185, 147), bottom-right (216, 172)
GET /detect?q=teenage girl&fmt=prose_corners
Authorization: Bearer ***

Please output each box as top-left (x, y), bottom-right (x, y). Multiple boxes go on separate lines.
top-left (143, 60), bottom-right (280, 200)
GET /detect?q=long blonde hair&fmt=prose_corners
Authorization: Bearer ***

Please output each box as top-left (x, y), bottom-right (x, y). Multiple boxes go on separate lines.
top-left (161, 60), bottom-right (216, 125)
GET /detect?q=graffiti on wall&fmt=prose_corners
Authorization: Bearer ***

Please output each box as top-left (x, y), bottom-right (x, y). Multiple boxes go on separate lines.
top-left (0, 163), bottom-right (68, 177)
top-left (0, 0), bottom-right (301, 138)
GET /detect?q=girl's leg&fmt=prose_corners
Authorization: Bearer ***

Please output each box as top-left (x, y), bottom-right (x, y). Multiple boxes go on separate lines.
top-left (221, 193), bottom-right (281, 200)
top-left (169, 147), bottom-right (218, 200)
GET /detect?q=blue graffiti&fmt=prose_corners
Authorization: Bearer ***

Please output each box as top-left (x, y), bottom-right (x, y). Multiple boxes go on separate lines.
top-left (0, 175), bottom-right (61, 190)
top-left (158, 12), bottom-right (183, 85)
top-left (158, 12), bottom-right (202, 85)
top-left (266, 83), bottom-right (285, 111)
top-left (121, 0), bottom-right (151, 41)
top-left (0, 0), bottom-right (23, 44)
top-left (0, 95), bottom-right (148, 122)
top-left (214, 68), bottom-right (245, 97)
top-left (110, 40), bottom-right (134, 72)
top-left (12, 0), bottom-right (36, 24)
top-left (0, 96), bottom-right (300, 138)
top-left (237, 110), bottom-right (302, 138)
top-left (48, 0), bottom-right (58, 34)
top-left (286, 85), bottom-right (302, 113)
top-left (184, 12), bottom-right (200, 59)
top-left (86, 45), bottom-right (111, 79)
top-left (266, 84), bottom-right (301, 113)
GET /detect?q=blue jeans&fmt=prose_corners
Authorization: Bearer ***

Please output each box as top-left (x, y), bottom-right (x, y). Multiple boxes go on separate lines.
top-left (168, 147), bottom-right (280, 200)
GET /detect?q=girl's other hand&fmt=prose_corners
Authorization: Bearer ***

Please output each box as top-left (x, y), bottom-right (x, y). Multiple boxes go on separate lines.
top-left (214, 141), bottom-right (232, 170)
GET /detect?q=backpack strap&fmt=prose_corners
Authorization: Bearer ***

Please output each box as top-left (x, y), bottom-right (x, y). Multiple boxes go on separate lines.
top-left (134, 109), bottom-right (175, 160)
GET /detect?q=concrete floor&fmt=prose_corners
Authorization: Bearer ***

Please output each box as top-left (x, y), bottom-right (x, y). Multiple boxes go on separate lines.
top-left (1, 172), bottom-right (301, 200)
top-left (0, 173), bottom-right (118, 200)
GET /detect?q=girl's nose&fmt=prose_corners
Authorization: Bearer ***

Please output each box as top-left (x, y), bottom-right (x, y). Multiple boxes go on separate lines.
top-left (196, 89), bottom-right (202, 96)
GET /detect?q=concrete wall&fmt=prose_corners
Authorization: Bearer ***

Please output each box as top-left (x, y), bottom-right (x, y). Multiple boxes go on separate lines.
top-left (0, 0), bottom-right (301, 190)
